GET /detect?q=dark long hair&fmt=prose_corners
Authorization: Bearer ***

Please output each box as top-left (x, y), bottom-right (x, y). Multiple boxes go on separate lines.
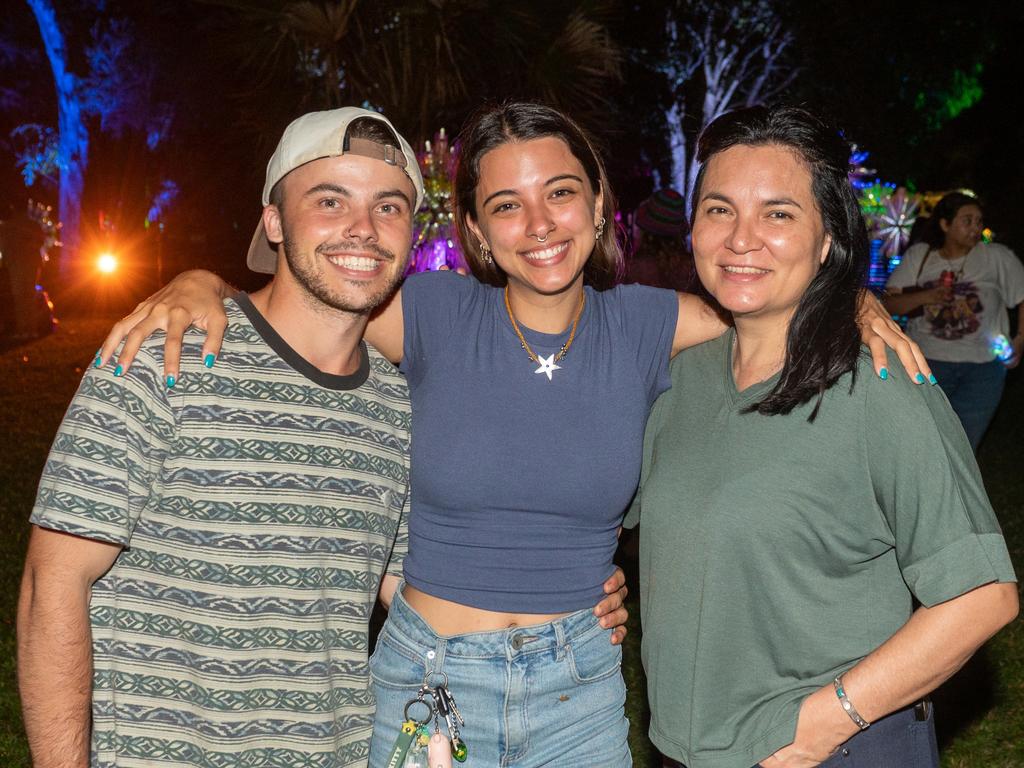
top-left (454, 101), bottom-right (622, 290)
top-left (918, 191), bottom-right (982, 249)
top-left (692, 105), bottom-right (868, 420)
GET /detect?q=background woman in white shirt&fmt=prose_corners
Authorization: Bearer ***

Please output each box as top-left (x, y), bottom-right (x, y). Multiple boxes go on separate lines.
top-left (884, 192), bottom-right (1024, 451)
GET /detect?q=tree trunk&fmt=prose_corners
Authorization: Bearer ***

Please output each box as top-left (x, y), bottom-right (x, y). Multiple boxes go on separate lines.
top-left (26, 0), bottom-right (88, 288)
top-left (666, 100), bottom-right (689, 202)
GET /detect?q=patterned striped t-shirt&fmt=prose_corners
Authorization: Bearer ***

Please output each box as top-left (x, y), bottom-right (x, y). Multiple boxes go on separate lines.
top-left (31, 295), bottom-right (411, 768)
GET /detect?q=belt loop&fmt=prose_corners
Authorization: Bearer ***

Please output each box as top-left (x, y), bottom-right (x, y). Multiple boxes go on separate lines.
top-left (427, 637), bottom-right (447, 674)
top-left (553, 617), bottom-right (568, 661)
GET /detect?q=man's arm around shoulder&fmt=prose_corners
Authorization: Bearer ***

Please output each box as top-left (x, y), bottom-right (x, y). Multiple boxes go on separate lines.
top-left (18, 526), bottom-right (122, 768)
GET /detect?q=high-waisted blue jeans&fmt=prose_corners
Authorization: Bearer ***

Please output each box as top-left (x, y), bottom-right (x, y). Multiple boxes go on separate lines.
top-left (367, 587), bottom-right (632, 767)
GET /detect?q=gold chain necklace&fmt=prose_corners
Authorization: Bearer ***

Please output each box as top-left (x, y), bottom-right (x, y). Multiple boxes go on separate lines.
top-left (504, 286), bottom-right (586, 370)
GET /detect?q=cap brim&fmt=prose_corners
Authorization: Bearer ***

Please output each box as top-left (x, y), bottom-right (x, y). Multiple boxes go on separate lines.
top-left (246, 221), bottom-right (279, 274)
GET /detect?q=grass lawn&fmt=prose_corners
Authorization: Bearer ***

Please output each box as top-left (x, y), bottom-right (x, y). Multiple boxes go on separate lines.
top-left (1, 315), bottom-right (1021, 766)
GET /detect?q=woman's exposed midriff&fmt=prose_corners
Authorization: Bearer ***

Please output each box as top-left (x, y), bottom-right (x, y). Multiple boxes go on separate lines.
top-left (401, 583), bottom-right (574, 636)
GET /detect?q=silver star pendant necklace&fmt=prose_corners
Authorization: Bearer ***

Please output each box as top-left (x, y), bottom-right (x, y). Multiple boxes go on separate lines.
top-left (504, 286), bottom-right (585, 381)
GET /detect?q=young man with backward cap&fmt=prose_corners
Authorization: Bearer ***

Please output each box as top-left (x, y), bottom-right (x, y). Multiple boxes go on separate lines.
top-left (17, 107), bottom-right (423, 768)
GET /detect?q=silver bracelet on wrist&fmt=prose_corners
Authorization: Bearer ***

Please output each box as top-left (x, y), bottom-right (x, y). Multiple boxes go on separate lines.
top-left (833, 674), bottom-right (871, 730)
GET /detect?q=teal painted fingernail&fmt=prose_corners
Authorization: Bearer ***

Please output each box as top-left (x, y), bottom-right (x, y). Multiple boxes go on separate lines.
top-left (915, 373), bottom-right (925, 384)
top-left (203, 353), bottom-right (216, 368)
top-left (879, 367), bottom-right (888, 380)
top-left (93, 354), bottom-right (102, 368)
top-left (114, 364), bottom-right (124, 377)
top-left (928, 374), bottom-right (938, 385)
top-left (166, 375), bottom-right (176, 388)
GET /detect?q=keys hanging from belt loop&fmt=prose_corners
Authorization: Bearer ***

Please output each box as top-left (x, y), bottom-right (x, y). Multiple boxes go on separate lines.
top-left (432, 683), bottom-right (468, 763)
top-left (434, 685), bottom-right (464, 728)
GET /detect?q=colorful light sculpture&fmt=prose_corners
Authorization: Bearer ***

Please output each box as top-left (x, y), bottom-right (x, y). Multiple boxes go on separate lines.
top-left (407, 129), bottom-right (464, 274)
top-left (874, 187), bottom-right (920, 258)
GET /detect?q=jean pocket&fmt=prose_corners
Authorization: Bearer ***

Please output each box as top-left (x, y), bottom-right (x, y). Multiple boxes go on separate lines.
top-left (907, 709), bottom-right (940, 768)
top-left (369, 628), bottom-right (429, 690)
top-left (567, 624), bottom-right (622, 684)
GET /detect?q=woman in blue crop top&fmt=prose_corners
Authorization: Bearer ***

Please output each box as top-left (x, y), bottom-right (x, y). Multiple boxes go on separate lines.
top-left (97, 102), bottom-right (929, 766)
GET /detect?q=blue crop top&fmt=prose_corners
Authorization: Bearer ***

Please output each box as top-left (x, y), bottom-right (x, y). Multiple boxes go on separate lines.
top-left (399, 271), bottom-right (679, 613)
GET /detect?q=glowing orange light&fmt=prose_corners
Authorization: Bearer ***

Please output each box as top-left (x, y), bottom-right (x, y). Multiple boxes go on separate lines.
top-left (97, 253), bottom-right (118, 274)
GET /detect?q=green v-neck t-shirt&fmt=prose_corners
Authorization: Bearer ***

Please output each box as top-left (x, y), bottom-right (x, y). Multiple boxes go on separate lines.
top-left (625, 330), bottom-right (1015, 768)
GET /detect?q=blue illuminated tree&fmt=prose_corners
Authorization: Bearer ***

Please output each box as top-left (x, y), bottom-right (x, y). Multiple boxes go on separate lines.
top-left (25, 0), bottom-right (88, 282)
top-left (21, 1), bottom-right (170, 283)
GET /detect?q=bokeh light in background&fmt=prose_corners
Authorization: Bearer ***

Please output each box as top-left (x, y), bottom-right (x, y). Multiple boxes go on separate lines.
top-left (97, 252), bottom-right (117, 274)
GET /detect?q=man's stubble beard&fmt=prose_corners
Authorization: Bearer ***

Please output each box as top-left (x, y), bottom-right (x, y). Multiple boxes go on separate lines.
top-left (281, 222), bottom-right (405, 316)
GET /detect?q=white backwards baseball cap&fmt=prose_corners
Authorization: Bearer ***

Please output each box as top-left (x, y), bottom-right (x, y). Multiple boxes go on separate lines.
top-left (246, 107), bottom-right (425, 274)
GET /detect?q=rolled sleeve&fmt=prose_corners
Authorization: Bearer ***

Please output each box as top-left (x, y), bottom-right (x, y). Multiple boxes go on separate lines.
top-left (866, 354), bottom-right (1016, 606)
top-left (902, 533), bottom-right (1016, 607)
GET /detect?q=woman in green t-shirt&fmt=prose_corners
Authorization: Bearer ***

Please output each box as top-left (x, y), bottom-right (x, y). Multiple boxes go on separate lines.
top-left (630, 105), bottom-right (1018, 768)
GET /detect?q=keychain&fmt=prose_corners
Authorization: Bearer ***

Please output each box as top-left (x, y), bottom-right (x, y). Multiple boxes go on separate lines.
top-left (433, 681), bottom-right (468, 762)
top-left (384, 695), bottom-right (433, 768)
top-left (396, 672), bottom-right (468, 767)
top-left (404, 723), bottom-right (432, 768)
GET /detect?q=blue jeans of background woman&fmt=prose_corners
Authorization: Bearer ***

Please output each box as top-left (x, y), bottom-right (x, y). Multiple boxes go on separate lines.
top-left (928, 358), bottom-right (1007, 452)
top-left (368, 586), bottom-right (631, 767)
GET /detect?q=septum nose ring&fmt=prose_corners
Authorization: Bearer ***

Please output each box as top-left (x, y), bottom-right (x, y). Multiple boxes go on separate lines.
top-left (531, 231), bottom-right (550, 243)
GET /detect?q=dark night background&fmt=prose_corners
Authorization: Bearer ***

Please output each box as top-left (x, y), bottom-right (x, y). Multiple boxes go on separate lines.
top-left (1, 0), bottom-right (1022, 303)
top-left (1, 3), bottom-right (1023, 765)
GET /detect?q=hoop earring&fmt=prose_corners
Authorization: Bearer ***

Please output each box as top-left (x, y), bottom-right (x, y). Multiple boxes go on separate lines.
top-left (595, 217), bottom-right (606, 239)
top-left (479, 242), bottom-right (493, 265)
